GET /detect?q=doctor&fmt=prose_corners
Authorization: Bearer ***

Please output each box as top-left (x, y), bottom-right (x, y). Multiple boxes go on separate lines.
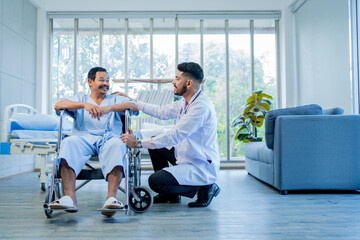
top-left (121, 62), bottom-right (220, 208)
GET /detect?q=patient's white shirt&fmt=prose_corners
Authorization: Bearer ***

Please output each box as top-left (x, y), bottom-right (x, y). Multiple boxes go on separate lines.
top-left (138, 90), bottom-right (220, 186)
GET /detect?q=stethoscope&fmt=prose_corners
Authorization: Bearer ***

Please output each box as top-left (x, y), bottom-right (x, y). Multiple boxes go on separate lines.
top-left (179, 90), bottom-right (202, 115)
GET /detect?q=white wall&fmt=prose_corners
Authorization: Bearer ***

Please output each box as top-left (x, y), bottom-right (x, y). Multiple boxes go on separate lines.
top-left (0, 0), bottom-right (37, 178)
top-left (294, 0), bottom-right (351, 113)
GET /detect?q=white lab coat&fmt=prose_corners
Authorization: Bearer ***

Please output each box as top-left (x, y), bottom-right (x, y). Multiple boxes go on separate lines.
top-left (139, 90), bottom-right (220, 186)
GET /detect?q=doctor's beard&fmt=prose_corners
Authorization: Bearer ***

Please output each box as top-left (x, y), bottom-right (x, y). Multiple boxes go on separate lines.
top-left (174, 84), bottom-right (187, 96)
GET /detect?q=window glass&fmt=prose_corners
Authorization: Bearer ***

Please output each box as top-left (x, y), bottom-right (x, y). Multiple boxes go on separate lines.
top-left (254, 19), bottom-right (277, 140)
top-left (77, 19), bottom-right (100, 95)
top-left (153, 18), bottom-right (175, 80)
top-left (51, 19), bottom-right (74, 112)
top-left (229, 19), bottom-right (251, 158)
top-left (103, 18), bottom-right (125, 93)
top-left (128, 19), bottom-right (150, 97)
top-left (203, 19), bottom-right (226, 158)
top-left (178, 19), bottom-right (200, 63)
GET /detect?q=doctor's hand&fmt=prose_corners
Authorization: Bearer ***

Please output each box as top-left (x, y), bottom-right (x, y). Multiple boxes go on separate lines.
top-left (83, 103), bottom-right (103, 120)
top-left (111, 91), bottom-right (136, 101)
top-left (122, 128), bottom-right (137, 148)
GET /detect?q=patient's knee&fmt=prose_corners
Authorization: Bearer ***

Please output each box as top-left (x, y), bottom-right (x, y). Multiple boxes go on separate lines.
top-left (105, 138), bottom-right (126, 151)
top-left (61, 135), bottom-right (81, 147)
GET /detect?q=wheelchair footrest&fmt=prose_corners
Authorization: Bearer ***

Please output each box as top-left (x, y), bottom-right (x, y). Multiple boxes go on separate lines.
top-left (96, 208), bottom-right (126, 212)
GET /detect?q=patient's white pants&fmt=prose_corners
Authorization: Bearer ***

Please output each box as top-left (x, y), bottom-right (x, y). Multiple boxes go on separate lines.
top-left (58, 132), bottom-right (126, 180)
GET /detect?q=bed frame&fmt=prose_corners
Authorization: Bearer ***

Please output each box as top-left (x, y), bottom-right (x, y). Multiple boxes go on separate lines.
top-left (1, 104), bottom-right (56, 191)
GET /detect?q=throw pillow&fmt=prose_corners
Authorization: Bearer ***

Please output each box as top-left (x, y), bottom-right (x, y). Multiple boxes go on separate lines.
top-left (265, 104), bottom-right (322, 149)
top-left (322, 107), bottom-right (344, 115)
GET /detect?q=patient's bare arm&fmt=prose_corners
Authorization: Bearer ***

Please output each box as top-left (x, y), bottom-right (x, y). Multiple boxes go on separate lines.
top-left (54, 100), bottom-right (102, 120)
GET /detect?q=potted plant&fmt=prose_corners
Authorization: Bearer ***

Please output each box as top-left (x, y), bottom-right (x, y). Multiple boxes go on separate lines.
top-left (231, 90), bottom-right (273, 143)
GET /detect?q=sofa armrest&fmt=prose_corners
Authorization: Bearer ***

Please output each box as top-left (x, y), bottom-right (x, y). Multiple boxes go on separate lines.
top-left (273, 115), bottom-right (360, 190)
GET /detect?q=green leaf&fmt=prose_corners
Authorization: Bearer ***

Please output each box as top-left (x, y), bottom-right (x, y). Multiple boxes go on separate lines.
top-left (262, 102), bottom-right (271, 110)
top-left (258, 93), bottom-right (273, 100)
top-left (237, 133), bottom-right (250, 141)
top-left (263, 99), bottom-right (272, 106)
top-left (231, 116), bottom-right (244, 127)
top-left (247, 95), bottom-right (255, 103)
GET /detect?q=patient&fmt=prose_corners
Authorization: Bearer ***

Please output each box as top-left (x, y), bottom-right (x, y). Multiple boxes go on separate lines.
top-left (50, 67), bottom-right (138, 216)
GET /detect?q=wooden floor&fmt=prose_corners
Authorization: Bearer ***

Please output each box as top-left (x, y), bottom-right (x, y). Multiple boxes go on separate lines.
top-left (1, 170), bottom-right (360, 240)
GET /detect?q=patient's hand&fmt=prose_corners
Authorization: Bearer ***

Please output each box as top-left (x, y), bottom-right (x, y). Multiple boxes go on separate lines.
top-left (122, 128), bottom-right (137, 148)
top-left (84, 103), bottom-right (103, 120)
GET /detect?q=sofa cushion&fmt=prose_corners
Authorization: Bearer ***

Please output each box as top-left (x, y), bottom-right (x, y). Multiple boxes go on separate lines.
top-left (244, 142), bottom-right (273, 164)
top-left (265, 104), bottom-right (322, 149)
top-left (322, 107), bottom-right (344, 115)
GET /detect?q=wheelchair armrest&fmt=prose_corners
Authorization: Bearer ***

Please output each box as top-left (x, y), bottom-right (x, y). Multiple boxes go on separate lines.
top-left (57, 108), bottom-right (75, 119)
top-left (56, 108), bottom-right (74, 151)
top-left (125, 107), bottom-right (133, 116)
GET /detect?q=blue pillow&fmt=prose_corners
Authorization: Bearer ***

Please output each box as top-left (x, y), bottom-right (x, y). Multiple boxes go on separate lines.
top-left (10, 114), bottom-right (71, 131)
top-left (265, 104), bottom-right (323, 149)
top-left (322, 107), bottom-right (344, 115)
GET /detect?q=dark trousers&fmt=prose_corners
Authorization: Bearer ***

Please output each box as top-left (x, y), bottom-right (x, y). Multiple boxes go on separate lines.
top-left (148, 148), bottom-right (202, 198)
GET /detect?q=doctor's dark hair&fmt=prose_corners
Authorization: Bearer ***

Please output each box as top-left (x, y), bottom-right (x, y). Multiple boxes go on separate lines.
top-left (87, 67), bottom-right (107, 81)
top-left (177, 62), bottom-right (204, 83)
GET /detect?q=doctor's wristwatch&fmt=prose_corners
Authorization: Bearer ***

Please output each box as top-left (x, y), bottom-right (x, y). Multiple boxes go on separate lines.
top-left (136, 139), bottom-right (142, 148)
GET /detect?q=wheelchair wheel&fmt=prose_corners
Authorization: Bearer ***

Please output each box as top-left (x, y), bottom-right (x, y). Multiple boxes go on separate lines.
top-left (129, 186), bottom-right (153, 213)
top-left (44, 187), bottom-right (55, 218)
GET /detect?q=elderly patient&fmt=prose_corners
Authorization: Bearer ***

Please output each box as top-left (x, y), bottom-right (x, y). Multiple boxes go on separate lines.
top-left (49, 67), bottom-right (138, 216)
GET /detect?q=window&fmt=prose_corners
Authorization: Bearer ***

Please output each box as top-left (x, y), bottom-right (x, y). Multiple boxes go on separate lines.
top-left (51, 19), bottom-right (74, 104)
top-left (77, 19), bottom-right (100, 95)
top-left (203, 19), bottom-right (226, 158)
top-left (103, 19), bottom-right (125, 85)
top-left (229, 20), bottom-right (251, 158)
top-left (49, 12), bottom-right (279, 161)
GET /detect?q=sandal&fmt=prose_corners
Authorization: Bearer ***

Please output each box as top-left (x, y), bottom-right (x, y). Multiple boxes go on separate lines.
top-left (101, 197), bottom-right (123, 216)
top-left (49, 196), bottom-right (78, 213)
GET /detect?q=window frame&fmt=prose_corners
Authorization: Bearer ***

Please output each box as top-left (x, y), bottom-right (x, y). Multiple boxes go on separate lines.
top-left (48, 11), bottom-right (280, 161)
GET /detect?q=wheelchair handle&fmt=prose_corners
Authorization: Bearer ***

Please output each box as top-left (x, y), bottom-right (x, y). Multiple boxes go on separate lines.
top-left (124, 108), bottom-right (133, 134)
top-left (56, 109), bottom-right (65, 151)
top-left (58, 108), bottom-right (75, 118)
top-left (56, 108), bottom-right (75, 151)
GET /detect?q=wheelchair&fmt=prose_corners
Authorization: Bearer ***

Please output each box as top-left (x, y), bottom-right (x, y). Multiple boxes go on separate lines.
top-left (43, 108), bottom-right (153, 217)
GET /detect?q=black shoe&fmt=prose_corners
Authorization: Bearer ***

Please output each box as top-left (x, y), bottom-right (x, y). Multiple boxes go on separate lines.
top-left (188, 183), bottom-right (220, 208)
top-left (153, 194), bottom-right (181, 204)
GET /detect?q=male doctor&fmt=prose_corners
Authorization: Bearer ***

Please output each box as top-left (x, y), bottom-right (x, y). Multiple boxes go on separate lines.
top-left (121, 62), bottom-right (220, 208)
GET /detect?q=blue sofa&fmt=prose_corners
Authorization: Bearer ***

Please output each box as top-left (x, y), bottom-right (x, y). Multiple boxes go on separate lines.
top-left (244, 105), bottom-right (360, 194)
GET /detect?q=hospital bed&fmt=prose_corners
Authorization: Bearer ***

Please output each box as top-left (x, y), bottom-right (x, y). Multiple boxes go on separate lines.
top-left (1, 104), bottom-right (66, 191)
